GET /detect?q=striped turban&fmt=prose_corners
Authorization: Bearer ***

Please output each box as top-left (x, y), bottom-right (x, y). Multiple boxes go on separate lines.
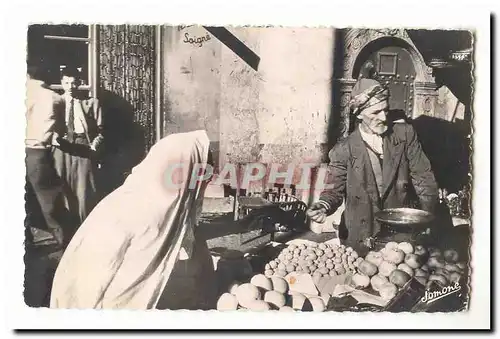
top-left (349, 79), bottom-right (390, 116)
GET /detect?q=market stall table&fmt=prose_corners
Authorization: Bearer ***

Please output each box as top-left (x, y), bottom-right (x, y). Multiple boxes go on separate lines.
top-left (208, 207), bottom-right (470, 313)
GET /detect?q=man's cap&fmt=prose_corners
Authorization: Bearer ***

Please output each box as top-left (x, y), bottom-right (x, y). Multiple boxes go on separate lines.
top-left (349, 78), bottom-right (389, 116)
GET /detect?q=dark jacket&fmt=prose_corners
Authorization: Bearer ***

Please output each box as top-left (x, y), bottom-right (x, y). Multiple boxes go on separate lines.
top-left (319, 122), bottom-right (438, 253)
top-left (55, 97), bottom-right (104, 159)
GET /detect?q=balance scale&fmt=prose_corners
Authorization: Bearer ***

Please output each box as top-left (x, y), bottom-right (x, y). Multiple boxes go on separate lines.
top-left (368, 208), bottom-right (436, 251)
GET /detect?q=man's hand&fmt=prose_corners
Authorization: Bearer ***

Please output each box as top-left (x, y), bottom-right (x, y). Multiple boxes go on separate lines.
top-left (306, 202), bottom-right (328, 223)
top-left (90, 135), bottom-right (104, 152)
top-left (51, 133), bottom-right (61, 147)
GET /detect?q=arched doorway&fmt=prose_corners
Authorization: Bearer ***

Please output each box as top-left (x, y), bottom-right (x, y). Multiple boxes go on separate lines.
top-left (354, 45), bottom-right (417, 117)
top-left (332, 29), bottom-right (437, 143)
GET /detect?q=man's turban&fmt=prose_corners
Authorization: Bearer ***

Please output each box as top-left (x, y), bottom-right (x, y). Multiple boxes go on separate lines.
top-left (349, 79), bottom-right (390, 116)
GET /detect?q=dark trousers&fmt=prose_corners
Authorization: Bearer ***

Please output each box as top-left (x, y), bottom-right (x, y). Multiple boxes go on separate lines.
top-left (25, 147), bottom-right (67, 307)
top-left (53, 135), bottom-right (98, 228)
top-left (25, 147), bottom-right (66, 246)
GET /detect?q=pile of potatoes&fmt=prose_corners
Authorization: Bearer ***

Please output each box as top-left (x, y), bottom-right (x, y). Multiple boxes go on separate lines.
top-left (350, 241), bottom-right (427, 300)
top-left (216, 273), bottom-right (326, 312)
top-left (264, 242), bottom-right (361, 279)
top-left (421, 247), bottom-right (467, 288)
top-left (350, 241), bottom-right (468, 300)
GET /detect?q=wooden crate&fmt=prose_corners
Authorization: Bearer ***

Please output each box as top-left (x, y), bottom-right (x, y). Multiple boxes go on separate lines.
top-left (384, 278), bottom-right (468, 312)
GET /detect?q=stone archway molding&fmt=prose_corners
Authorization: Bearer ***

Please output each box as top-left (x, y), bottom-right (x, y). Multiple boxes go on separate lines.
top-left (342, 28), bottom-right (434, 83)
top-left (334, 28), bottom-right (438, 124)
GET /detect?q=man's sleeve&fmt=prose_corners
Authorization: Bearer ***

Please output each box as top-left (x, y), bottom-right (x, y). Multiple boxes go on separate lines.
top-left (88, 99), bottom-right (104, 150)
top-left (39, 93), bottom-right (61, 145)
top-left (318, 141), bottom-right (348, 215)
top-left (405, 124), bottom-right (439, 213)
top-left (93, 99), bottom-right (104, 138)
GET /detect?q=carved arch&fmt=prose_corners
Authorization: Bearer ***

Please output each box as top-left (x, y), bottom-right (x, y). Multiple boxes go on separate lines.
top-left (342, 28), bottom-right (434, 82)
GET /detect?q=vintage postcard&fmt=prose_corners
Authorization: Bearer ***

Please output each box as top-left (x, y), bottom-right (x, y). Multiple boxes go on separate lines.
top-left (4, 1), bottom-right (492, 332)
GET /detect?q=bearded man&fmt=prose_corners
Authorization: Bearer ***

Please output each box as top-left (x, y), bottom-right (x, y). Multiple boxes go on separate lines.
top-left (307, 79), bottom-right (439, 255)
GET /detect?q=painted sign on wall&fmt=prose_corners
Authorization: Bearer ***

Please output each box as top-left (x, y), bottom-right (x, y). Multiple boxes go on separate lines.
top-left (183, 31), bottom-right (212, 47)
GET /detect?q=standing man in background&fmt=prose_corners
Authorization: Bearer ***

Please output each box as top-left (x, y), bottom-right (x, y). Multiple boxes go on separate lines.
top-left (25, 59), bottom-right (66, 249)
top-left (53, 67), bottom-right (104, 240)
top-left (25, 59), bottom-right (67, 307)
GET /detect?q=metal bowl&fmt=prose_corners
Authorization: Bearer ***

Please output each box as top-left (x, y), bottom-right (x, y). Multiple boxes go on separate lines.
top-left (375, 208), bottom-right (435, 227)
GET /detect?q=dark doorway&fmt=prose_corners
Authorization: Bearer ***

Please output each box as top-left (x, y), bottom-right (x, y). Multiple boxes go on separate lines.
top-left (355, 45), bottom-right (417, 117)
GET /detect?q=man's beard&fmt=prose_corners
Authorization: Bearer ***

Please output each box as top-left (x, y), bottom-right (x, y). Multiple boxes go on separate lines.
top-left (370, 123), bottom-right (388, 135)
top-left (361, 121), bottom-right (388, 135)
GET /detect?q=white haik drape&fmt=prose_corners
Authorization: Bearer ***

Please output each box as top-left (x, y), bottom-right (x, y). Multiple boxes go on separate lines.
top-left (50, 130), bottom-right (211, 309)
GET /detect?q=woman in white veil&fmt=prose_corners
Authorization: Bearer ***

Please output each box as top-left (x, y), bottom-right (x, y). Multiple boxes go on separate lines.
top-left (50, 130), bottom-right (216, 310)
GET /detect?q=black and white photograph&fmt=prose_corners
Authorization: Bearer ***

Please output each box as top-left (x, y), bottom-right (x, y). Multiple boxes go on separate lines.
top-left (1, 2), bottom-right (492, 331)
